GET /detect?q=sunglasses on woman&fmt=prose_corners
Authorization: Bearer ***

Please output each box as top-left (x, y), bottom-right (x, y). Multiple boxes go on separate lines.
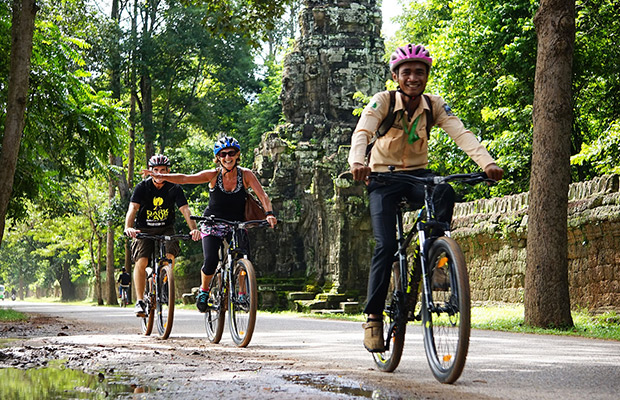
top-left (219, 149), bottom-right (238, 158)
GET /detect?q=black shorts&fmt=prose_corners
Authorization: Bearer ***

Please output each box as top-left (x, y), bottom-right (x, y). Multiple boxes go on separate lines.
top-left (131, 226), bottom-right (181, 262)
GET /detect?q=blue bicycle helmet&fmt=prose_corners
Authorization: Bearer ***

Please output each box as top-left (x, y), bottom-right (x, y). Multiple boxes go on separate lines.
top-left (213, 136), bottom-right (241, 156)
top-left (148, 154), bottom-right (171, 167)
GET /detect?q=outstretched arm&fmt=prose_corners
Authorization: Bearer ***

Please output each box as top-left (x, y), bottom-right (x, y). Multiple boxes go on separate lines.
top-left (141, 169), bottom-right (218, 185)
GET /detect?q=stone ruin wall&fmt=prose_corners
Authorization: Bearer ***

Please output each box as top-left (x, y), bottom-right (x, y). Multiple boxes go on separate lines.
top-left (451, 174), bottom-right (620, 312)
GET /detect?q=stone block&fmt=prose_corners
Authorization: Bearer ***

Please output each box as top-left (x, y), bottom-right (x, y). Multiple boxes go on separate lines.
top-left (288, 291), bottom-right (317, 301)
top-left (340, 301), bottom-right (360, 313)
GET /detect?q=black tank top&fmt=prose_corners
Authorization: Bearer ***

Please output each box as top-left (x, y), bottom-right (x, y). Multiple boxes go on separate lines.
top-left (204, 168), bottom-right (247, 221)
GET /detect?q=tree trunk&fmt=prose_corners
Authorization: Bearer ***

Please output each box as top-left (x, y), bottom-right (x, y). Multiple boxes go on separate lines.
top-left (525, 0), bottom-right (575, 328)
top-left (0, 0), bottom-right (38, 246)
top-left (60, 262), bottom-right (76, 301)
top-left (97, 234), bottom-right (103, 305)
top-left (106, 153), bottom-right (119, 306)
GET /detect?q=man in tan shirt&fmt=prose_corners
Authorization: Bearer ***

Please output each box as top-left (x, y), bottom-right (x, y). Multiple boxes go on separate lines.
top-left (349, 44), bottom-right (503, 352)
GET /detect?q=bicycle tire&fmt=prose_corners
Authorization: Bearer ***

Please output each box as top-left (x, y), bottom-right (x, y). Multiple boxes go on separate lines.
top-left (204, 269), bottom-right (225, 343)
top-left (156, 264), bottom-right (175, 339)
top-left (141, 275), bottom-right (155, 336)
top-left (228, 259), bottom-right (257, 347)
top-left (120, 289), bottom-right (128, 308)
top-left (372, 262), bottom-right (406, 372)
top-left (421, 237), bottom-right (470, 384)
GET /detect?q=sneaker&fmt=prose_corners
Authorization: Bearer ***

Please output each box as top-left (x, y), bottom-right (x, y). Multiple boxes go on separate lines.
top-left (431, 262), bottom-right (450, 291)
top-left (134, 300), bottom-right (146, 317)
top-left (362, 320), bottom-right (385, 352)
top-left (238, 293), bottom-right (247, 303)
top-left (196, 290), bottom-right (209, 313)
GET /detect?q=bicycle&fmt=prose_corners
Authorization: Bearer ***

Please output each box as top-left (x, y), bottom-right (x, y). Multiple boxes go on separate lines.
top-left (190, 215), bottom-right (270, 347)
top-left (119, 285), bottom-right (130, 307)
top-left (135, 232), bottom-right (191, 339)
top-left (367, 169), bottom-right (495, 383)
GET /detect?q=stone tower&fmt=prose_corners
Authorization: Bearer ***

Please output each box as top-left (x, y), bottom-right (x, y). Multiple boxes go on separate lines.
top-left (251, 0), bottom-right (386, 299)
top-left (280, 0), bottom-right (386, 152)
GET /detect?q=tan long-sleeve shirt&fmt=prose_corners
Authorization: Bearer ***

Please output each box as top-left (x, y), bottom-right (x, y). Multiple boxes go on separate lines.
top-left (348, 91), bottom-right (496, 172)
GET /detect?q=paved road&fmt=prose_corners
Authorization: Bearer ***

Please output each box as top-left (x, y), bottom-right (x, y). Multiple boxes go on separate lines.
top-left (3, 301), bottom-right (619, 399)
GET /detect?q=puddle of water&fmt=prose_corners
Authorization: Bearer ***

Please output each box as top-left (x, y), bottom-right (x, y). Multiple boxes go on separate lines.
top-left (0, 359), bottom-right (151, 399)
top-left (284, 374), bottom-right (375, 398)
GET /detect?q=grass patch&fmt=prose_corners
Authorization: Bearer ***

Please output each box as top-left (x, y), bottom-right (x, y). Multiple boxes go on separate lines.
top-left (0, 308), bottom-right (28, 322)
top-left (278, 303), bottom-right (620, 341)
top-left (471, 303), bottom-right (620, 341)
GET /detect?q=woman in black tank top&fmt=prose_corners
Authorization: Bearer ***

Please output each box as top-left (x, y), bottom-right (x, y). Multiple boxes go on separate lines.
top-left (141, 136), bottom-right (277, 312)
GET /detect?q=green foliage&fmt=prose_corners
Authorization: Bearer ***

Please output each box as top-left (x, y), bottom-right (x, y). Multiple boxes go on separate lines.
top-left (2, 1), bottom-right (128, 221)
top-left (185, 0), bottom-right (294, 47)
top-left (235, 60), bottom-right (285, 166)
top-left (571, 121), bottom-right (620, 175)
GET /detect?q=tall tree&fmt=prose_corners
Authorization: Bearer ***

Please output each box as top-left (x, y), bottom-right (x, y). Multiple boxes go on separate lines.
top-left (0, 0), bottom-right (38, 246)
top-left (525, 0), bottom-right (575, 328)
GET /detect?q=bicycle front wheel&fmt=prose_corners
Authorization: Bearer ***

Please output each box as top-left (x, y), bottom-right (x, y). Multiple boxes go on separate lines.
top-left (155, 264), bottom-right (175, 339)
top-left (141, 275), bottom-right (154, 336)
top-left (373, 261), bottom-right (406, 372)
top-left (228, 259), bottom-right (257, 347)
top-left (204, 269), bottom-right (225, 343)
top-left (421, 237), bottom-right (470, 384)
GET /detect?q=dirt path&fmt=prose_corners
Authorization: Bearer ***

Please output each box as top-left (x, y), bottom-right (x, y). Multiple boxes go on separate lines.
top-left (1, 314), bottom-right (466, 400)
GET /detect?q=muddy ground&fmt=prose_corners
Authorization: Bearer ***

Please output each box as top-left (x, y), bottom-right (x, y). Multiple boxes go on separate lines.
top-left (0, 314), bottom-right (473, 400)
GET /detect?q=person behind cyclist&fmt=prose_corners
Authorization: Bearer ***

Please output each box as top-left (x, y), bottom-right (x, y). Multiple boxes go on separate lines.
top-left (142, 136), bottom-right (277, 313)
top-left (348, 44), bottom-right (504, 352)
top-left (124, 154), bottom-right (202, 317)
top-left (117, 267), bottom-right (131, 299)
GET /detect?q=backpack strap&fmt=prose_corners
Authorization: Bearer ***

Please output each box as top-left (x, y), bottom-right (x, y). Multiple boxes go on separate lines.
top-left (365, 90), bottom-right (397, 157)
top-left (423, 94), bottom-right (434, 139)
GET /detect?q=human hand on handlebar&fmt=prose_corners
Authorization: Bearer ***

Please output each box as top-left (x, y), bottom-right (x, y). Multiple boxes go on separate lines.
top-left (124, 227), bottom-right (141, 238)
top-left (484, 163), bottom-right (504, 182)
top-left (351, 162), bottom-right (371, 182)
top-left (266, 214), bottom-right (277, 228)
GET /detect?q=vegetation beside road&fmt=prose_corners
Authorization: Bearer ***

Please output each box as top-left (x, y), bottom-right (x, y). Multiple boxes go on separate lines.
top-left (285, 303), bottom-right (620, 341)
top-left (0, 308), bottom-right (27, 322)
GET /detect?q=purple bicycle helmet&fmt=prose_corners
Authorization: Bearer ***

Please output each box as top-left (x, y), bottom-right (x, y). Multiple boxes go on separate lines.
top-left (389, 44), bottom-right (433, 72)
top-left (213, 136), bottom-right (241, 156)
top-left (148, 154), bottom-right (171, 167)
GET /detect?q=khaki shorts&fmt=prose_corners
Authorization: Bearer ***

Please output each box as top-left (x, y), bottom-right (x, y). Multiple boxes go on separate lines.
top-left (131, 226), bottom-right (181, 262)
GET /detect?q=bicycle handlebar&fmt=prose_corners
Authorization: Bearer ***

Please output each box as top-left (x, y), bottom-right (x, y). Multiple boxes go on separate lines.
top-left (190, 215), bottom-right (271, 229)
top-left (369, 171), bottom-right (496, 186)
top-left (135, 233), bottom-right (192, 241)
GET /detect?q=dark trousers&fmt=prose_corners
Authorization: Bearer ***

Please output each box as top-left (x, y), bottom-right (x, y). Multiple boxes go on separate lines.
top-left (364, 171), bottom-right (455, 315)
top-left (201, 229), bottom-right (251, 276)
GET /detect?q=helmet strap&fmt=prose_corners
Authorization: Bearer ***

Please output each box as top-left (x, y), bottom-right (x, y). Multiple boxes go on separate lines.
top-left (220, 160), bottom-right (238, 176)
top-left (397, 88), bottom-right (422, 119)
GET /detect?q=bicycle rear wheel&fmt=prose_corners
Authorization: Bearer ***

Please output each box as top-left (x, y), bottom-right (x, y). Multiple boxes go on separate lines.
top-left (141, 273), bottom-right (155, 336)
top-left (204, 268), bottom-right (225, 343)
top-left (121, 288), bottom-right (129, 307)
top-left (228, 259), bottom-right (257, 347)
top-left (421, 237), bottom-right (470, 384)
top-left (155, 264), bottom-right (175, 339)
top-left (373, 262), bottom-right (406, 372)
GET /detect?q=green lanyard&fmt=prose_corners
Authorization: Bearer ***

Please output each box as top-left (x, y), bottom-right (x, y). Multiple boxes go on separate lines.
top-left (402, 114), bottom-right (421, 144)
